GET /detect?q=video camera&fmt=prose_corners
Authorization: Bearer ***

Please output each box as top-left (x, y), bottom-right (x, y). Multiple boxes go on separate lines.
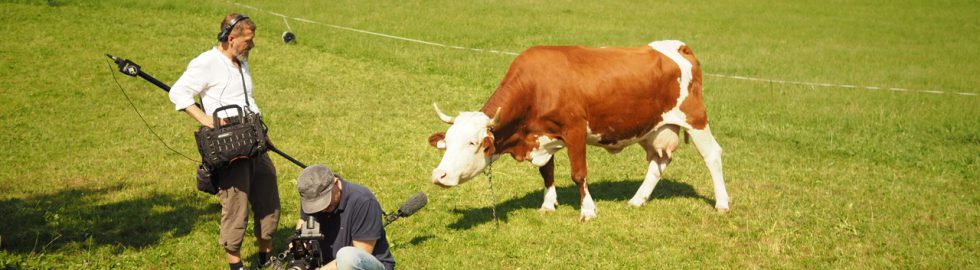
top-left (268, 192), bottom-right (428, 270)
top-left (269, 216), bottom-right (325, 270)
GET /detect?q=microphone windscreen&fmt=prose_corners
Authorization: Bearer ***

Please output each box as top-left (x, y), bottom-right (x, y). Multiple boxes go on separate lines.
top-left (397, 192), bottom-right (428, 217)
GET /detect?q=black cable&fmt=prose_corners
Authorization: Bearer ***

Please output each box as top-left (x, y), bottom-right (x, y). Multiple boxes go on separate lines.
top-left (105, 59), bottom-right (199, 164)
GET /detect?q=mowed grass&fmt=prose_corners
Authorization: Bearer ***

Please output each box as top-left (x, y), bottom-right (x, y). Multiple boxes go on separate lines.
top-left (1, 0), bottom-right (977, 269)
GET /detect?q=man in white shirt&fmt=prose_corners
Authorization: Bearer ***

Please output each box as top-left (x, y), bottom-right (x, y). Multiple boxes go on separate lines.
top-left (169, 13), bottom-right (280, 270)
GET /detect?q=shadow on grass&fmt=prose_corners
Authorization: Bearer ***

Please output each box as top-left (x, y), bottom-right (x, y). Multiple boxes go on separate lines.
top-left (0, 185), bottom-right (212, 254)
top-left (406, 235), bottom-right (435, 246)
top-left (447, 178), bottom-right (712, 230)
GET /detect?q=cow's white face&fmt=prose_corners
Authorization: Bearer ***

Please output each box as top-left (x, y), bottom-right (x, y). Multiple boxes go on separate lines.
top-left (429, 104), bottom-right (499, 187)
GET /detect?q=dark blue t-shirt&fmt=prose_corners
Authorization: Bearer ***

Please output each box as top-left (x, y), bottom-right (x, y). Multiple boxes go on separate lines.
top-left (300, 179), bottom-right (395, 270)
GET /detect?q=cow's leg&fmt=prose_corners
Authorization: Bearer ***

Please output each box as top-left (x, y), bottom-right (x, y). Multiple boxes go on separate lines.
top-left (686, 125), bottom-right (730, 212)
top-left (629, 142), bottom-right (672, 207)
top-left (539, 157), bottom-right (558, 212)
top-left (563, 127), bottom-right (596, 221)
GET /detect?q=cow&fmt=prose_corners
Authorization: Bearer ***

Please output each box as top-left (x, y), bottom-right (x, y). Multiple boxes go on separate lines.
top-left (428, 40), bottom-right (729, 221)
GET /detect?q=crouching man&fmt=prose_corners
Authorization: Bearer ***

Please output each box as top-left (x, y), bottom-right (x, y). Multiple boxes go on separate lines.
top-left (296, 164), bottom-right (396, 270)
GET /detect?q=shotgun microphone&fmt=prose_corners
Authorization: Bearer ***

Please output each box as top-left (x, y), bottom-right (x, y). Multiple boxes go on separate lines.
top-left (105, 54), bottom-right (171, 92)
top-left (384, 192), bottom-right (428, 226)
top-left (106, 54), bottom-right (140, 77)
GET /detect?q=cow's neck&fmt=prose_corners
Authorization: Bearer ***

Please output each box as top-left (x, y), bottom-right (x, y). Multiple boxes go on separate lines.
top-left (480, 85), bottom-right (535, 161)
top-left (479, 84), bottom-right (518, 119)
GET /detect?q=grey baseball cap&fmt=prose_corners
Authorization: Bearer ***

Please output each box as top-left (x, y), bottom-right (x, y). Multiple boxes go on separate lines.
top-left (298, 164), bottom-right (336, 214)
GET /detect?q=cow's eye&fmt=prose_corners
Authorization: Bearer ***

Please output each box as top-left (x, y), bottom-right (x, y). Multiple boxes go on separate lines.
top-left (469, 141), bottom-right (477, 146)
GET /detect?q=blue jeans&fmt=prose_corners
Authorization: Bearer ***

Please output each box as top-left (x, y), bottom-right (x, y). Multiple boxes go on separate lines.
top-left (336, 246), bottom-right (385, 270)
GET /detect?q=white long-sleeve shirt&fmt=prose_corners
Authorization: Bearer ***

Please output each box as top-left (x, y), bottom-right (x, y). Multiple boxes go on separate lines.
top-left (169, 47), bottom-right (261, 118)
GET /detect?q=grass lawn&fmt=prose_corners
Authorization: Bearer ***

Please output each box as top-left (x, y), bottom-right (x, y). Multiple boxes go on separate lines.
top-left (1, 0), bottom-right (977, 268)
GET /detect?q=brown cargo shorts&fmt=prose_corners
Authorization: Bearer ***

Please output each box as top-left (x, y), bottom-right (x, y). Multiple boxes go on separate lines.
top-left (217, 152), bottom-right (281, 252)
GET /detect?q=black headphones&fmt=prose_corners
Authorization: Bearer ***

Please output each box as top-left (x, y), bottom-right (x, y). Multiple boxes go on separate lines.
top-left (217, 14), bottom-right (250, 42)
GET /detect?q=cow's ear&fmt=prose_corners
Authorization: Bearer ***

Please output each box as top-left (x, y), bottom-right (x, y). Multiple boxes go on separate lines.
top-left (428, 132), bottom-right (447, 150)
top-left (481, 136), bottom-right (496, 157)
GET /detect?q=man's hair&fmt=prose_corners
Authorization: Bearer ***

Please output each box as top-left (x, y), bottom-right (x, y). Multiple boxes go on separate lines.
top-left (220, 13), bottom-right (256, 39)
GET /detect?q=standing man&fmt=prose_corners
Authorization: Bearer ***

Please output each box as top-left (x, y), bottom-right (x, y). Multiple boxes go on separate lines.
top-left (169, 13), bottom-right (280, 270)
top-left (297, 164), bottom-right (396, 270)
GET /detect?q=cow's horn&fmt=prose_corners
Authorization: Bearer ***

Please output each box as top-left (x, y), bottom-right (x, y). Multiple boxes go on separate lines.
top-left (488, 107), bottom-right (502, 127)
top-left (433, 103), bottom-right (455, 124)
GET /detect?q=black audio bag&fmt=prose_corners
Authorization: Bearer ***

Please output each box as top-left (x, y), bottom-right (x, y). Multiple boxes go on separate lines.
top-left (194, 104), bottom-right (268, 170)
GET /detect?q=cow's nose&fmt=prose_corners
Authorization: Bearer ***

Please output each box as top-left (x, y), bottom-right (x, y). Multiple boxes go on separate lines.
top-left (431, 169), bottom-right (447, 185)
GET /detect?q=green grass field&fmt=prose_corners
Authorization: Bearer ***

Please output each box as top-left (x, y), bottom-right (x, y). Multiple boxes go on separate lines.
top-left (1, 0), bottom-right (977, 268)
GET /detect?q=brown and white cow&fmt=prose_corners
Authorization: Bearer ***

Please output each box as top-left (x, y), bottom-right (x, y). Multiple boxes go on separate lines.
top-left (428, 40), bottom-right (729, 221)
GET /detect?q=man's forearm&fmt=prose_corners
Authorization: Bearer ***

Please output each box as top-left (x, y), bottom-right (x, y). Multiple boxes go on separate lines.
top-left (182, 105), bottom-right (213, 128)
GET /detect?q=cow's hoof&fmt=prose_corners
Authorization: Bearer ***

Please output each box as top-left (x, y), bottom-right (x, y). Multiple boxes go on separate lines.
top-left (579, 210), bottom-right (597, 222)
top-left (538, 205), bottom-right (556, 212)
top-left (716, 207), bottom-right (730, 214)
top-left (627, 197), bottom-right (646, 207)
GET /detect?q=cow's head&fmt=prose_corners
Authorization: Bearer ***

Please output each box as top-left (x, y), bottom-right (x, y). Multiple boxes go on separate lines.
top-left (429, 103), bottom-right (501, 187)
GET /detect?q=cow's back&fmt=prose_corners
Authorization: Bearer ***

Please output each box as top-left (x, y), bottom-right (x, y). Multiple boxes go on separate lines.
top-left (504, 43), bottom-right (699, 143)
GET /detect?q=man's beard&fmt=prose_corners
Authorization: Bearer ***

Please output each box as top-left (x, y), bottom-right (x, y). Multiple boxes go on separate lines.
top-left (234, 50), bottom-right (250, 63)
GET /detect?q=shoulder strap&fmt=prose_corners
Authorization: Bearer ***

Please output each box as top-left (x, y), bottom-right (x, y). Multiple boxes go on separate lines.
top-left (238, 65), bottom-right (252, 109)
